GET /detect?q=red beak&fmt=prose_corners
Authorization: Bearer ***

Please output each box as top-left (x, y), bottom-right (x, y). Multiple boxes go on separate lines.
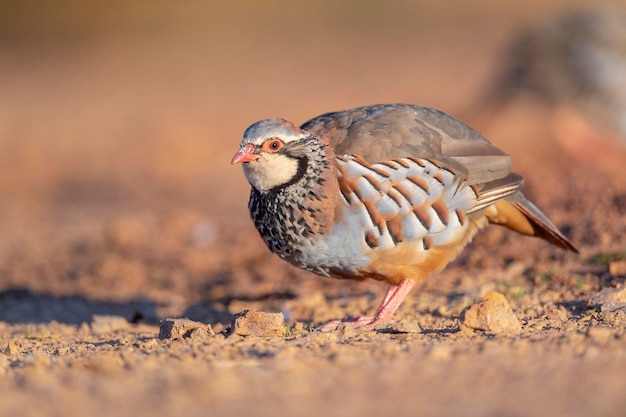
top-left (231, 144), bottom-right (258, 164)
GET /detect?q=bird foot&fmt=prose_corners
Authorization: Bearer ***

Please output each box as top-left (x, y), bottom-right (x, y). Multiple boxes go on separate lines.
top-left (316, 315), bottom-right (394, 332)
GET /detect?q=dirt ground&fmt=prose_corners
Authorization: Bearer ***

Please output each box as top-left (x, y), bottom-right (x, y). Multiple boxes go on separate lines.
top-left (1, 2), bottom-right (626, 417)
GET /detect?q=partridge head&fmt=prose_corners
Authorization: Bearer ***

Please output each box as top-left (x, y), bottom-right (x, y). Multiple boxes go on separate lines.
top-left (232, 104), bottom-right (577, 330)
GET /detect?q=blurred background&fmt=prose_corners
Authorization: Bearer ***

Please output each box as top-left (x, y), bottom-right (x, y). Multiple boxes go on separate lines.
top-left (0, 0), bottom-right (625, 319)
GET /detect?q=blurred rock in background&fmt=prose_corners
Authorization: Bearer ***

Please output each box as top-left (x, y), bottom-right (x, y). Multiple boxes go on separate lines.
top-left (479, 6), bottom-right (626, 176)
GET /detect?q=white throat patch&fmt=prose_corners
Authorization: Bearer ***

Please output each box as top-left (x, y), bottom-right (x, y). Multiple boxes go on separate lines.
top-left (243, 153), bottom-right (300, 192)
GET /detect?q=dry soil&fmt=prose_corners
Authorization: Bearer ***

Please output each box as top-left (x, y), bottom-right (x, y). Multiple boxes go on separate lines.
top-left (1, 2), bottom-right (625, 417)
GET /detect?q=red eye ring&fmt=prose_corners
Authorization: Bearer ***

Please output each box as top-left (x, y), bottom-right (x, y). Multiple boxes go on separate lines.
top-left (263, 138), bottom-right (284, 152)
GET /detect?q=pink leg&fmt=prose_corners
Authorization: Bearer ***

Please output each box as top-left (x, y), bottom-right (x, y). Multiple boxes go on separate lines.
top-left (373, 279), bottom-right (417, 321)
top-left (317, 279), bottom-right (418, 331)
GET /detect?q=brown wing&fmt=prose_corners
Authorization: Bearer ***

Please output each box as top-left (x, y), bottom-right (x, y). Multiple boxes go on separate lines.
top-left (302, 103), bottom-right (578, 252)
top-left (300, 103), bottom-right (511, 186)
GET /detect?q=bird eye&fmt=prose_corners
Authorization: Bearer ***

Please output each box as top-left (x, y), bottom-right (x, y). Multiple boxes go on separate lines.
top-left (263, 139), bottom-right (284, 152)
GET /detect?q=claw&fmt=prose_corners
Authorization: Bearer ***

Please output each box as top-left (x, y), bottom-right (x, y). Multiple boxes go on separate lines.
top-left (316, 279), bottom-right (417, 332)
top-left (316, 316), bottom-right (387, 332)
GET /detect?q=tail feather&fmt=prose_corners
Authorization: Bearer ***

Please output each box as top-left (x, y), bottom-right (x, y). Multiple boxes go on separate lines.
top-left (486, 192), bottom-right (578, 253)
top-left (468, 172), bottom-right (524, 214)
top-left (511, 198), bottom-right (579, 253)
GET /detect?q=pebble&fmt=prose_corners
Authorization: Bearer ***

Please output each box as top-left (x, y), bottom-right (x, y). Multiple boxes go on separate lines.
top-left (230, 310), bottom-right (285, 337)
top-left (188, 326), bottom-right (214, 341)
top-left (159, 318), bottom-right (215, 340)
top-left (375, 322), bottom-right (422, 334)
top-left (335, 323), bottom-right (361, 337)
top-left (588, 287), bottom-right (626, 313)
top-left (460, 291), bottom-right (522, 334)
top-left (7, 340), bottom-right (19, 355)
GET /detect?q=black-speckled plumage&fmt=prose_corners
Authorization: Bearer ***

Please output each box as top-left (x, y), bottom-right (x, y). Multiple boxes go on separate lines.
top-left (232, 103), bottom-right (577, 330)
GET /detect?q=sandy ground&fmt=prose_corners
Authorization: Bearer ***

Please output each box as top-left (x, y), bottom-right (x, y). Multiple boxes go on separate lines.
top-left (1, 2), bottom-right (626, 416)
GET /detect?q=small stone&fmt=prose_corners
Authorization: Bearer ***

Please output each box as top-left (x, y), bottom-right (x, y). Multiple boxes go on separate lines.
top-left (230, 310), bottom-right (285, 337)
top-left (7, 340), bottom-right (19, 355)
top-left (600, 303), bottom-right (626, 313)
top-left (588, 287), bottom-right (626, 312)
top-left (91, 315), bottom-right (129, 334)
top-left (376, 322), bottom-right (422, 334)
top-left (590, 287), bottom-right (626, 303)
top-left (336, 323), bottom-right (360, 337)
top-left (159, 318), bottom-right (214, 340)
top-left (609, 261), bottom-right (626, 277)
top-left (460, 291), bottom-right (522, 334)
top-left (586, 327), bottom-right (614, 346)
top-left (189, 326), bottom-right (214, 341)
top-left (286, 321), bottom-right (306, 337)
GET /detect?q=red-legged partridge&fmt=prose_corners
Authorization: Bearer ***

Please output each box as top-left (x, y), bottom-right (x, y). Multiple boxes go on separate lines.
top-left (232, 104), bottom-right (577, 330)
